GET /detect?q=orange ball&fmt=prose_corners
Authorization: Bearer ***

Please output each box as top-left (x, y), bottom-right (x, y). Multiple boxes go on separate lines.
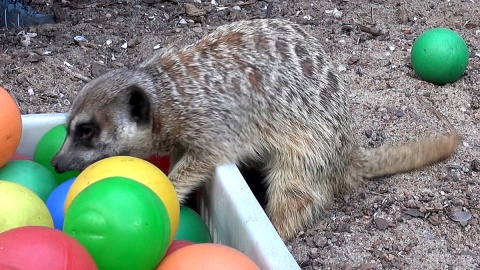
top-left (0, 86), bottom-right (22, 168)
top-left (157, 243), bottom-right (260, 270)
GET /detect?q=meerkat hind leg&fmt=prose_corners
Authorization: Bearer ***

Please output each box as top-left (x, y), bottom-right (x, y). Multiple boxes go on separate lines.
top-left (263, 152), bottom-right (319, 240)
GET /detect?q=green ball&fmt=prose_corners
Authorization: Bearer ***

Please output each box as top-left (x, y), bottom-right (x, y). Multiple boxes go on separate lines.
top-left (0, 160), bottom-right (58, 202)
top-left (174, 205), bottom-right (212, 244)
top-left (33, 124), bottom-right (80, 184)
top-left (63, 176), bottom-right (171, 270)
top-left (411, 27), bottom-right (469, 85)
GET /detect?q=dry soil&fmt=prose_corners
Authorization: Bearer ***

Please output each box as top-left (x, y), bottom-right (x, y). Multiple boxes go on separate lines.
top-left (1, 1), bottom-right (479, 269)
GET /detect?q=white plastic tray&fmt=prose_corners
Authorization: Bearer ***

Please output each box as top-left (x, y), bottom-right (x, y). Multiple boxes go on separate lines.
top-left (17, 113), bottom-right (301, 270)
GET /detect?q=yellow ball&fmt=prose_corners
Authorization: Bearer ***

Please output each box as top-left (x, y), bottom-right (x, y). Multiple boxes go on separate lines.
top-left (64, 156), bottom-right (179, 243)
top-left (0, 181), bottom-right (54, 233)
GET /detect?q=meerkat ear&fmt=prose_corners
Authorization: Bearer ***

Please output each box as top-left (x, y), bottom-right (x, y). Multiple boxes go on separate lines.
top-left (127, 86), bottom-right (150, 125)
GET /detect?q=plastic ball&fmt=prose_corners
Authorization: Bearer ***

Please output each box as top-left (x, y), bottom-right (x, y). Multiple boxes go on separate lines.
top-left (146, 155), bottom-right (171, 174)
top-left (0, 226), bottom-right (97, 270)
top-left (9, 153), bottom-right (30, 161)
top-left (411, 27), bottom-right (469, 85)
top-left (34, 124), bottom-right (80, 183)
top-left (0, 86), bottom-right (22, 168)
top-left (0, 181), bottom-right (53, 233)
top-left (46, 177), bottom-right (75, 230)
top-left (163, 240), bottom-right (195, 258)
top-left (65, 156), bottom-right (179, 243)
top-left (174, 205), bottom-right (212, 243)
top-left (0, 160), bottom-right (58, 201)
top-left (157, 243), bottom-right (260, 270)
top-left (63, 176), bottom-right (171, 270)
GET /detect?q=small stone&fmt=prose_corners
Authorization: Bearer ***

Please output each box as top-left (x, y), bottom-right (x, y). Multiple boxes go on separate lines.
top-left (428, 214), bottom-right (440, 226)
top-left (402, 208), bottom-right (424, 218)
top-left (445, 171), bottom-right (460, 182)
top-left (374, 216), bottom-right (388, 230)
top-left (179, 18), bottom-right (188, 25)
top-left (314, 236), bottom-right (328, 248)
top-left (232, 5), bottom-right (241, 11)
top-left (73, 35), bottom-right (88, 43)
top-left (448, 207), bottom-right (472, 222)
top-left (27, 88), bottom-right (34, 96)
top-left (395, 110), bottom-right (405, 117)
top-left (471, 159), bottom-right (480, 172)
top-left (185, 3), bottom-right (206, 16)
top-left (347, 56), bottom-right (359, 65)
top-left (433, 202), bottom-right (443, 210)
top-left (365, 129), bottom-right (373, 138)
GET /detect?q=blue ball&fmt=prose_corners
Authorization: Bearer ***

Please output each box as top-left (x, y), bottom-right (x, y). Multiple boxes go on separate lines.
top-left (46, 177), bottom-right (75, 230)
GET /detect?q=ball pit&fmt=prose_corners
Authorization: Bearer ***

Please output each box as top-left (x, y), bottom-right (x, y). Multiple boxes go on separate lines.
top-left (0, 226), bottom-right (97, 270)
top-left (64, 156), bottom-right (180, 243)
top-left (411, 27), bottom-right (469, 85)
top-left (0, 160), bottom-right (58, 202)
top-left (3, 115), bottom-right (295, 269)
top-left (63, 176), bottom-right (171, 270)
top-left (0, 181), bottom-right (53, 233)
top-left (157, 243), bottom-right (260, 270)
top-left (33, 124), bottom-right (80, 183)
top-left (174, 205), bottom-right (212, 243)
top-left (0, 86), bottom-right (22, 168)
top-left (46, 177), bottom-right (75, 230)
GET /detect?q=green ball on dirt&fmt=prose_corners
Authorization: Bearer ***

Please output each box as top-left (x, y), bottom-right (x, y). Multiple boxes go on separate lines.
top-left (410, 27), bottom-right (469, 85)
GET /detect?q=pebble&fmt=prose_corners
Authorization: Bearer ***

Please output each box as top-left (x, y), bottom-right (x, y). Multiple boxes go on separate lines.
top-left (314, 235), bottom-right (328, 247)
top-left (364, 129), bottom-right (373, 138)
top-left (471, 159), bottom-right (480, 172)
top-left (395, 110), bottom-right (405, 117)
top-left (448, 207), bottom-right (472, 222)
top-left (374, 216), bottom-right (388, 230)
top-left (27, 88), bottom-right (34, 96)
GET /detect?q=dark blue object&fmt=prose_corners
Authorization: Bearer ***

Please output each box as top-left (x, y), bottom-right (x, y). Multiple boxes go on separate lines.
top-left (1, 0), bottom-right (55, 28)
top-left (46, 177), bottom-right (76, 230)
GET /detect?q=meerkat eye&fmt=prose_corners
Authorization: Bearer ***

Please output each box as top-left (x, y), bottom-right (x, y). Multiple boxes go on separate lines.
top-left (75, 123), bottom-right (98, 143)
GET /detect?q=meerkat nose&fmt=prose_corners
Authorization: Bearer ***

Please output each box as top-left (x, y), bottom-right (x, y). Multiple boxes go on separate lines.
top-left (51, 156), bottom-right (66, 173)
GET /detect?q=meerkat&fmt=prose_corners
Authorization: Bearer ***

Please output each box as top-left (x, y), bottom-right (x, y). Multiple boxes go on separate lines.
top-left (51, 19), bottom-right (459, 241)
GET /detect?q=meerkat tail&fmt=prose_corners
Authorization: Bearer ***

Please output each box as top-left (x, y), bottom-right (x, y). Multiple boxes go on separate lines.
top-left (358, 98), bottom-right (460, 179)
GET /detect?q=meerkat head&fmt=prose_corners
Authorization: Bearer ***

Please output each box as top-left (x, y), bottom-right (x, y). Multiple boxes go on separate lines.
top-left (51, 68), bottom-right (157, 173)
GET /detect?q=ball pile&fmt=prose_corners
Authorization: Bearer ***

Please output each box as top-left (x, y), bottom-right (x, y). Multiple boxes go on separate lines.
top-left (0, 86), bottom-right (260, 269)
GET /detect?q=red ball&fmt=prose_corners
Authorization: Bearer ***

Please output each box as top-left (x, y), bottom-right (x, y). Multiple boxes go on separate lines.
top-left (9, 153), bottom-right (30, 161)
top-left (163, 240), bottom-right (195, 258)
top-left (146, 155), bottom-right (171, 174)
top-left (0, 226), bottom-right (97, 270)
top-left (0, 263), bottom-right (20, 270)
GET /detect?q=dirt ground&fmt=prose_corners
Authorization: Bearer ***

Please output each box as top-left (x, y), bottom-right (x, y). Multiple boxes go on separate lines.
top-left (1, 0), bottom-right (479, 269)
